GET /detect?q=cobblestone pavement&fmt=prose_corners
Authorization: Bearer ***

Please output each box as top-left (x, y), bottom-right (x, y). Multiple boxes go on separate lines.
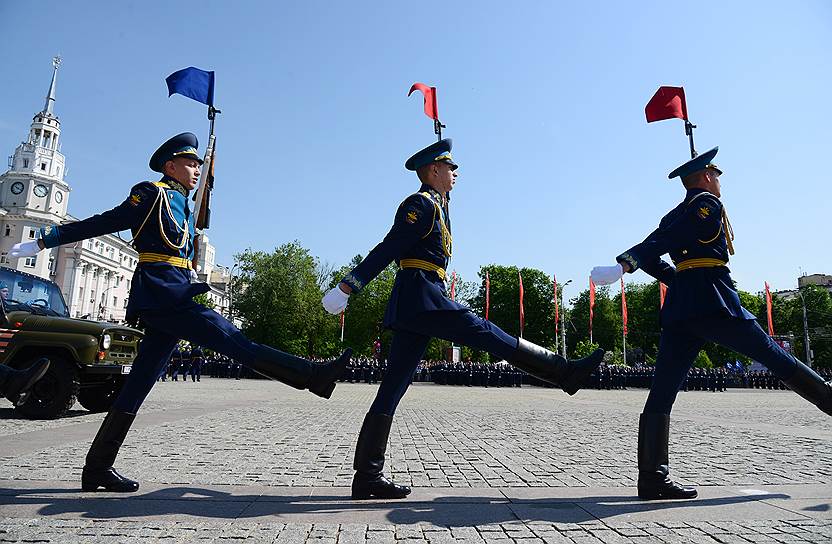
top-left (1, 379), bottom-right (830, 542)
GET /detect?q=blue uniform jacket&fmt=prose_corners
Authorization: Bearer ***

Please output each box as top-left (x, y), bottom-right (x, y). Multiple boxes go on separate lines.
top-left (341, 184), bottom-right (466, 328)
top-left (40, 176), bottom-right (209, 322)
top-left (616, 188), bottom-right (755, 325)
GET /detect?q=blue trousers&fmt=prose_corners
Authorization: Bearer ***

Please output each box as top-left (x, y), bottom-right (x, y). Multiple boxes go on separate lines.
top-left (113, 301), bottom-right (263, 413)
top-left (644, 317), bottom-right (799, 414)
top-left (369, 310), bottom-right (518, 416)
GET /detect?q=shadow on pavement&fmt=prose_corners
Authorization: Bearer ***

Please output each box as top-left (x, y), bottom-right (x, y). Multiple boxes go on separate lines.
top-left (0, 485), bottom-right (794, 525)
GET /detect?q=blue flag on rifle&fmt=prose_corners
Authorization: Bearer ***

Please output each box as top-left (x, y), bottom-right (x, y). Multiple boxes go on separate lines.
top-left (166, 67), bottom-right (215, 106)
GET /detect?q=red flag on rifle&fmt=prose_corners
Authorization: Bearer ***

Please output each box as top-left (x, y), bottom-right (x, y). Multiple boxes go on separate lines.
top-left (765, 282), bottom-right (775, 336)
top-left (485, 271), bottom-right (490, 320)
top-left (519, 271), bottom-right (525, 337)
top-left (659, 282), bottom-right (667, 309)
top-left (589, 277), bottom-right (596, 337)
top-left (450, 271), bottom-right (457, 301)
top-left (621, 278), bottom-right (628, 337)
top-left (408, 83), bottom-right (438, 120)
top-left (645, 86), bottom-right (688, 123)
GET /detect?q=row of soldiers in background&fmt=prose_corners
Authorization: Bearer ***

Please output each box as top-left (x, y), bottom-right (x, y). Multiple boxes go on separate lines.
top-left (335, 357), bottom-right (831, 392)
top-left (335, 358), bottom-right (528, 388)
top-left (158, 344), bottom-right (205, 382)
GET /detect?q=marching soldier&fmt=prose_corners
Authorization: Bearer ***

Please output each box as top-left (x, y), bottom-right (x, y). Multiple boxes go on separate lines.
top-left (591, 147), bottom-right (831, 500)
top-left (11, 132), bottom-right (350, 493)
top-left (323, 138), bottom-right (603, 500)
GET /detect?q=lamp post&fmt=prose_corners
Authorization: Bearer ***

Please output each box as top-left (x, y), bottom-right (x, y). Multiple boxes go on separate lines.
top-left (226, 262), bottom-right (239, 321)
top-left (560, 279), bottom-right (572, 356)
top-left (796, 288), bottom-right (813, 367)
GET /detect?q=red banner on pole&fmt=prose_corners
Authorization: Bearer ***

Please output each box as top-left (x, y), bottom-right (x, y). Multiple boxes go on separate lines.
top-left (765, 281), bottom-right (775, 336)
top-left (621, 278), bottom-right (628, 337)
top-left (659, 282), bottom-right (667, 309)
top-left (485, 270), bottom-right (490, 320)
top-left (553, 274), bottom-right (559, 340)
top-left (519, 271), bottom-right (525, 337)
top-left (645, 86), bottom-right (688, 123)
top-left (589, 277), bottom-right (596, 338)
top-left (408, 82), bottom-right (438, 120)
top-left (450, 271), bottom-right (457, 301)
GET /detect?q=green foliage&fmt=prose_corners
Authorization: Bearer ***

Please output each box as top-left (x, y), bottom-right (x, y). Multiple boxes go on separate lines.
top-left (192, 292), bottom-right (215, 310)
top-left (469, 264), bottom-right (557, 350)
top-left (693, 350), bottom-right (713, 369)
top-left (232, 241), bottom-right (337, 357)
top-left (574, 339), bottom-right (600, 358)
top-left (330, 257), bottom-right (397, 358)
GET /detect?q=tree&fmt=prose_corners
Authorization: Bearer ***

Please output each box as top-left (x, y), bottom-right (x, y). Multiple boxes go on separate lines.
top-left (233, 241), bottom-right (337, 356)
top-left (469, 265), bottom-right (558, 350)
top-left (330, 257), bottom-right (397, 358)
top-left (568, 285), bottom-right (617, 357)
top-left (192, 293), bottom-right (215, 311)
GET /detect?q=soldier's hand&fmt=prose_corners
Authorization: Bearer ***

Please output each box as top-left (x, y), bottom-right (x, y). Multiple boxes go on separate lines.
top-left (322, 285), bottom-right (349, 315)
top-left (590, 263), bottom-right (624, 285)
top-left (10, 241), bottom-right (43, 258)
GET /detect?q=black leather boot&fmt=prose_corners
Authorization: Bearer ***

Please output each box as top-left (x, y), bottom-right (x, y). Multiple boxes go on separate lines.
top-left (81, 411), bottom-right (140, 492)
top-left (246, 347), bottom-right (351, 399)
top-left (351, 413), bottom-right (411, 500)
top-left (784, 360), bottom-right (832, 416)
top-left (511, 339), bottom-right (604, 395)
top-left (0, 358), bottom-right (50, 405)
top-left (637, 413), bottom-right (697, 500)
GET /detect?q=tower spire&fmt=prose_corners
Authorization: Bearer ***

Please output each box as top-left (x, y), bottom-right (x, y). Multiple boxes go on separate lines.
top-left (43, 56), bottom-right (61, 116)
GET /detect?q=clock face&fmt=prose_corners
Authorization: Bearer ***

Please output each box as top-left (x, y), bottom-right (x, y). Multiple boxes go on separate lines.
top-left (10, 182), bottom-right (24, 195)
top-left (34, 184), bottom-right (48, 197)
top-left (55, 191), bottom-right (63, 203)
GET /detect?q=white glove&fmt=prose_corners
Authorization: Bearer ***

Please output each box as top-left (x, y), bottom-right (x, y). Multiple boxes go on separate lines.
top-left (322, 286), bottom-right (349, 315)
top-left (590, 263), bottom-right (624, 286)
top-left (10, 241), bottom-right (42, 258)
top-left (189, 269), bottom-right (200, 282)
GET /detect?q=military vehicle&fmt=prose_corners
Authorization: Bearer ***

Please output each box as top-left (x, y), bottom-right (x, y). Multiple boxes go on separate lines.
top-left (0, 266), bottom-right (142, 418)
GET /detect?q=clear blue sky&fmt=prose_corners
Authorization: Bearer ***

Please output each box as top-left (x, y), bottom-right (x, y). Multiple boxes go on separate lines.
top-left (1, 1), bottom-right (829, 305)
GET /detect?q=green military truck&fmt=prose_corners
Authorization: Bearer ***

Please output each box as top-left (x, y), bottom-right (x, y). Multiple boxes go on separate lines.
top-left (0, 266), bottom-right (142, 419)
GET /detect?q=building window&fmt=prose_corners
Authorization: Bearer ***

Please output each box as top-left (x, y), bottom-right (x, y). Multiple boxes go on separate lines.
top-left (23, 256), bottom-right (36, 268)
top-left (23, 159), bottom-right (29, 168)
top-left (40, 163), bottom-right (46, 171)
top-left (113, 296), bottom-right (118, 307)
top-left (28, 228), bottom-right (37, 239)
top-left (0, 252), bottom-right (7, 264)
top-left (79, 287), bottom-right (84, 300)
top-left (90, 290), bottom-right (95, 304)
top-left (123, 299), bottom-right (128, 308)
top-left (4, 225), bottom-right (10, 237)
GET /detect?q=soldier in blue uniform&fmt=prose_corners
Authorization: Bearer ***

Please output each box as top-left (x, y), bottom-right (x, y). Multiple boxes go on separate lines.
top-left (11, 132), bottom-right (350, 493)
top-left (591, 147), bottom-right (831, 500)
top-left (322, 138), bottom-right (603, 500)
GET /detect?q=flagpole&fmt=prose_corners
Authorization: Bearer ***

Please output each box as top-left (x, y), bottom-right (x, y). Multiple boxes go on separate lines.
top-left (684, 120), bottom-right (697, 158)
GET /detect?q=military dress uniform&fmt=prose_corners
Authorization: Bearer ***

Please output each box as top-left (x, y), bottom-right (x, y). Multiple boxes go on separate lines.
top-left (609, 147), bottom-right (832, 500)
top-left (331, 139), bottom-right (603, 500)
top-left (37, 133), bottom-right (350, 493)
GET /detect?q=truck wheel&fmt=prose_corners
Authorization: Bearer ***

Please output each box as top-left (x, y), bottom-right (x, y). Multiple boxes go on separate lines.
top-left (15, 358), bottom-right (79, 419)
top-left (78, 377), bottom-right (125, 413)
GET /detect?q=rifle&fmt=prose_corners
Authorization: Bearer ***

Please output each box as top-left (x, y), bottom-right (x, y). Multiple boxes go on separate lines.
top-left (191, 106), bottom-right (219, 271)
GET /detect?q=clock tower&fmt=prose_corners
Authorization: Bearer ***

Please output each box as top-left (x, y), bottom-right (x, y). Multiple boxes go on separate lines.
top-left (0, 56), bottom-right (71, 278)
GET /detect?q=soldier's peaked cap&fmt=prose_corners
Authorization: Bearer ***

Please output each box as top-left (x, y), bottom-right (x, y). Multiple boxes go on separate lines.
top-left (149, 132), bottom-right (203, 173)
top-left (405, 138), bottom-right (458, 171)
top-left (668, 146), bottom-right (722, 180)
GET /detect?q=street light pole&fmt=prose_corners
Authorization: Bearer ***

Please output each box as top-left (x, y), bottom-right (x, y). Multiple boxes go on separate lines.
top-left (227, 262), bottom-right (239, 321)
top-left (797, 289), bottom-right (813, 367)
